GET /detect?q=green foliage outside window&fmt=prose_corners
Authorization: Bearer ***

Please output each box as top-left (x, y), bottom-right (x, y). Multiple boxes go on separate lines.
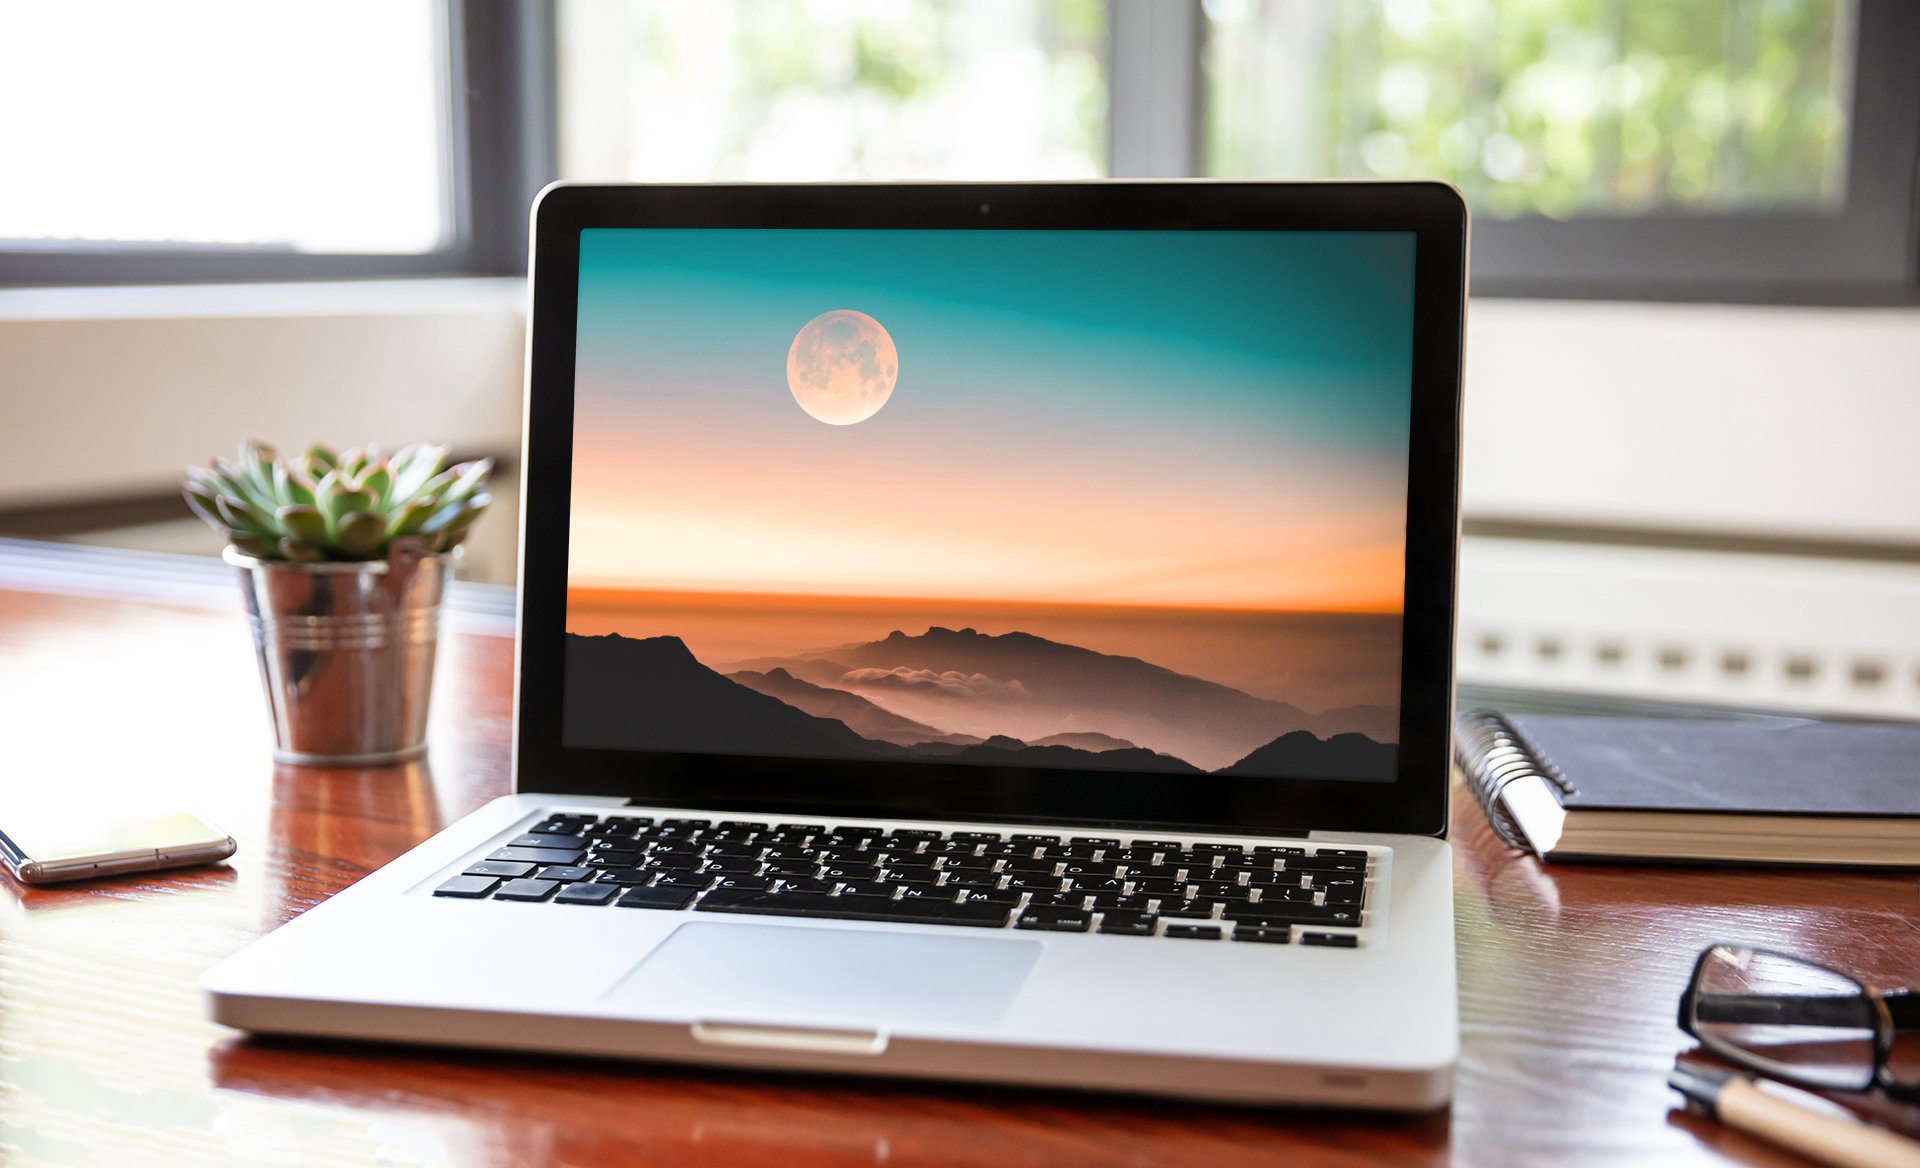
top-left (1205, 0), bottom-right (1852, 218)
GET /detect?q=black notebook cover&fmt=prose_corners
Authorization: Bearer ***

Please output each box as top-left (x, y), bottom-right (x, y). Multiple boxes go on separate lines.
top-left (1512, 716), bottom-right (1920, 816)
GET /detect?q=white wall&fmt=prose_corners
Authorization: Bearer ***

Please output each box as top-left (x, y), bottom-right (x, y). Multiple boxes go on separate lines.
top-left (1462, 298), bottom-right (1920, 542)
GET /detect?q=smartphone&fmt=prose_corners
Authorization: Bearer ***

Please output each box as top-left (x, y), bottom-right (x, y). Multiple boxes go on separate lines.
top-left (0, 804), bottom-right (237, 884)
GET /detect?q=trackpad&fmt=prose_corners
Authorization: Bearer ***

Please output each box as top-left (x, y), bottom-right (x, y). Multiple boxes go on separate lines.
top-left (605, 923), bottom-right (1043, 1026)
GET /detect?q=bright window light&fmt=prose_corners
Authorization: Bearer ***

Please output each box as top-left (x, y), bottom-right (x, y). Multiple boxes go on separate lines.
top-left (0, 0), bottom-right (449, 253)
top-left (558, 0), bottom-right (1107, 182)
top-left (1205, 0), bottom-right (1854, 218)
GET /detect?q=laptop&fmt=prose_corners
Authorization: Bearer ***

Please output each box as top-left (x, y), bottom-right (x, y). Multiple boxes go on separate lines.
top-left (202, 180), bottom-right (1468, 1108)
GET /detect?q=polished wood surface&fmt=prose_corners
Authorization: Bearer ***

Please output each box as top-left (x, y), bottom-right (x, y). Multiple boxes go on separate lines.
top-left (3, 548), bottom-right (1916, 1167)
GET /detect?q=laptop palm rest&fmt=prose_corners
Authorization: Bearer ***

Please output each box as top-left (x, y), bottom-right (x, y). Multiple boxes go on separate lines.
top-left (605, 923), bottom-right (1043, 1030)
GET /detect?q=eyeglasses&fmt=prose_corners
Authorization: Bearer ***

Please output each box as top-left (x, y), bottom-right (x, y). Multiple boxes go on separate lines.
top-left (1680, 943), bottom-right (1920, 1102)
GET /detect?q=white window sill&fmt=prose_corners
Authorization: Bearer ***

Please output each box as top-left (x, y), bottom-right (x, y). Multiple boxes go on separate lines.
top-left (0, 277), bottom-right (527, 322)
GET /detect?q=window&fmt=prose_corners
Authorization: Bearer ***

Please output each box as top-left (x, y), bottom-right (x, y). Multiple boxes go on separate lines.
top-left (0, 0), bottom-right (552, 285)
top-left (1204, 0), bottom-right (1919, 300)
top-left (556, 0), bottom-right (1108, 182)
top-left (4, 0), bottom-right (1912, 299)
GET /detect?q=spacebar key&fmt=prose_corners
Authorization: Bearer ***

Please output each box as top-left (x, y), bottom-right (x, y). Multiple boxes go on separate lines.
top-left (697, 889), bottom-right (1010, 927)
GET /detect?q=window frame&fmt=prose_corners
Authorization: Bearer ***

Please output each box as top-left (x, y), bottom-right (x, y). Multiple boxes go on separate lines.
top-left (0, 0), bottom-right (556, 288)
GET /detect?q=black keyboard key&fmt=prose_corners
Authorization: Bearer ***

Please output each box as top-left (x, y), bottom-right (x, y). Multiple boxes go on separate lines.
top-left (1016, 906), bottom-right (1091, 932)
top-left (1058, 845), bottom-right (1106, 860)
top-left (897, 885), bottom-right (957, 902)
top-left (1247, 869), bottom-right (1308, 886)
top-left (819, 863), bottom-right (878, 881)
top-left (1060, 861), bottom-right (1123, 878)
top-left (711, 875), bottom-right (775, 893)
top-left (1252, 845), bottom-right (1305, 857)
top-left (879, 868), bottom-right (941, 887)
top-left (1319, 884), bottom-right (1366, 906)
top-left (1011, 833), bottom-right (1061, 844)
top-left (661, 818), bottom-right (712, 830)
top-left (812, 848), bottom-right (871, 864)
top-left (1165, 923), bottom-right (1222, 940)
top-left (837, 879), bottom-right (899, 898)
top-left (1097, 910), bottom-right (1157, 936)
top-left (1127, 864), bottom-right (1185, 881)
top-left (489, 846), bottom-right (585, 865)
top-left (999, 856), bottom-right (1059, 874)
top-left (554, 882), bottom-right (619, 905)
top-left (763, 860), bottom-right (822, 877)
top-left (463, 860), bottom-right (534, 879)
top-left (879, 852), bottom-right (938, 869)
top-left (652, 872), bottom-right (715, 890)
top-left (1133, 878), bottom-right (1188, 897)
top-left (887, 829), bottom-right (942, 842)
top-left (1129, 839), bottom-right (1182, 850)
top-left (586, 851), bottom-right (642, 869)
top-left (512, 832), bottom-right (584, 849)
top-left (704, 842), bottom-right (761, 858)
top-left (776, 878), bottom-right (838, 894)
top-left (697, 888), bottom-right (1011, 927)
top-left (950, 831), bottom-right (1003, 843)
top-left (1027, 891), bottom-right (1089, 909)
top-left (593, 868), bottom-right (655, 885)
top-left (1250, 885), bottom-right (1315, 904)
top-left (1004, 875), bottom-right (1064, 893)
top-left (940, 871), bottom-right (1002, 889)
top-left (1233, 927), bottom-right (1291, 944)
top-left (927, 839), bottom-right (980, 855)
top-left (535, 865), bottom-right (595, 883)
top-left (1223, 904), bottom-right (1362, 928)
top-left (772, 823), bottom-right (826, 835)
top-left (941, 854), bottom-right (995, 871)
top-left (716, 821), bottom-right (769, 833)
top-left (1066, 877), bottom-right (1127, 896)
top-left (1300, 932), bottom-right (1359, 948)
top-left (956, 888), bottom-right (1021, 907)
top-left (493, 878), bottom-right (559, 902)
top-left (646, 853), bottom-right (703, 871)
top-left (983, 842), bottom-right (1039, 858)
top-left (1190, 881), bottom-right (1251, 900)
top-left (1116, 846), bottom-right (1165, 864)
top-left (1286, 855), bottom-right (1367, 873)
top-left (617, 886), bottom-right (697, 910)
top-left (433, 875), bottom-right (499, 898)
top-left (601, 815), bottom-right (654, 829)
top-left (1087, 893), bottom-right (1153, 911)
top-left (1070, 837), bottom-right (1122, 848)
top-left (1190, 842), bottom-right (1244, 857)
top-left (760, 846), bottom-right (820, 861)
top-left (703, 857), bottom-right (761, 875)
top-left (528, 820), bottom-right (589, 835)
top-left (1156, 899), bottom-right (1219, 919)
top-left (1314, 848), bottom-right (1368, 857)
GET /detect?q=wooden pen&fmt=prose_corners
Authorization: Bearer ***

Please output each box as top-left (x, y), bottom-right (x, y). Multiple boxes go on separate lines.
top-left (1669, 1064), bottom-right (1920, 1168)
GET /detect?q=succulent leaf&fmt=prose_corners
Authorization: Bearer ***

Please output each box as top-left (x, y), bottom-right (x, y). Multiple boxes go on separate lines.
top-left (186, 439), bottom-right (488, 562)
top-left (335, 510), bottom-right (387, 555)
top-left (276, 505), bottom-right (328, 545)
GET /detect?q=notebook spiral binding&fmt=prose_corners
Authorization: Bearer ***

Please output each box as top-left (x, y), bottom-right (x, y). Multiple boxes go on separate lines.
top-left (1454, 710), bottom-right (1576, 853)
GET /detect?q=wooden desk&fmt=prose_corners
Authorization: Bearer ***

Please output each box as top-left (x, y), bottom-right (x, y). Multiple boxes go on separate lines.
top-left (2, 542), bottom-right (1914, 1167)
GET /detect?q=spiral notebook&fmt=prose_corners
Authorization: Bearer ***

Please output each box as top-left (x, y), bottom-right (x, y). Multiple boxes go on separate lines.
top-left (1454, 711), bottom-right (1920, 866)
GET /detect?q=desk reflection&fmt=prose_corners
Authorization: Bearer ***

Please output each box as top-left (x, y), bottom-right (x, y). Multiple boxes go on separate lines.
top-left (210, 1036), bottom-right (1451, 1168)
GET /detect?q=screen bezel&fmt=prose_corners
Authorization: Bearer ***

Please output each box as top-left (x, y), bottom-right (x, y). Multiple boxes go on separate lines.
top-left (514, 181), bottom-right (1465, 839)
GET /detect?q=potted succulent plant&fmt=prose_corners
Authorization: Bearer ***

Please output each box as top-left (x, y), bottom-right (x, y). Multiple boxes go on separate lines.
top-left (184, 440), bottom-right (492, 766)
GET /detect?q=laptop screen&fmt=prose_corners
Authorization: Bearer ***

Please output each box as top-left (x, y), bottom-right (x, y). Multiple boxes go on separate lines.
top-left (560, 227), bottom-right (1412, 785)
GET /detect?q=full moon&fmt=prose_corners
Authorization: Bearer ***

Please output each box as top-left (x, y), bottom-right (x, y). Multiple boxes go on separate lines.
top-left (786, 310), bottom-right (898, 425)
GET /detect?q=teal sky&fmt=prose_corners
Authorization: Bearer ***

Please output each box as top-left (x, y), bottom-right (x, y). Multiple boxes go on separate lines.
top-left (569, 228), bottom-right (1417, 611)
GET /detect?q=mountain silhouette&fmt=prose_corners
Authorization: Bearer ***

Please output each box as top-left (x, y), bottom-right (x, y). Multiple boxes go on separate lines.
top-left (1216, 731), bottom-right (1398, 781)
top-left (564, 633), bottom-right (896, 758)
top-left (726, 667), bottom-right (981, 747)
top-left (1030, 731), bottom-right (1135, 751)
top-left (721, 626), bottom-right (1395, 771)
top-left (936, 742), bottom-right (1202, 773)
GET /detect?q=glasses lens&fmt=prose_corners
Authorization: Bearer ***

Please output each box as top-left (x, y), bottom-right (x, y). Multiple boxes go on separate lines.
top-left (1690, 945), bottom-right (1878, 1091)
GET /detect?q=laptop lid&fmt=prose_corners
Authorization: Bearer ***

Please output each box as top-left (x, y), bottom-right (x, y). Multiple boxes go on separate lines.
top-left (514, 182), bottom-right (1466, 839)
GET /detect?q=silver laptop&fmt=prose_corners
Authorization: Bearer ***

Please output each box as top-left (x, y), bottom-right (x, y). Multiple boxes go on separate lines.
top-left (202, 180), bottom-right (1468, 1108)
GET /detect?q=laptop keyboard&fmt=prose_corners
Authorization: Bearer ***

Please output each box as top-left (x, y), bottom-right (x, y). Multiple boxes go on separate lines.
top-left (433, 814), bottom-right (1368, 946)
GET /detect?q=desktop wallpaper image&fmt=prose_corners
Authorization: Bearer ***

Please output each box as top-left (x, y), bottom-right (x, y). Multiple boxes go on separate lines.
top-left (564, 228), bottom-right (1415, 781)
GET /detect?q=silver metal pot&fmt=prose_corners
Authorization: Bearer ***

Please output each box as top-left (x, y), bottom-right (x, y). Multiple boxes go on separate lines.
top-left (228, 543), bottom-right (451, 766)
